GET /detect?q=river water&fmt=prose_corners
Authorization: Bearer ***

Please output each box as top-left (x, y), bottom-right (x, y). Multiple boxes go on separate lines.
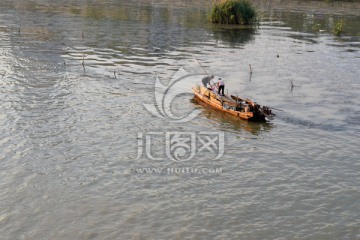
top-left (0, 0), bottom-right (359, 239)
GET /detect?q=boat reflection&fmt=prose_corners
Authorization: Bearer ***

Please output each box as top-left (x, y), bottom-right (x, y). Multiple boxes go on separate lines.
top-left (192, 97), bottom-right (273, 135)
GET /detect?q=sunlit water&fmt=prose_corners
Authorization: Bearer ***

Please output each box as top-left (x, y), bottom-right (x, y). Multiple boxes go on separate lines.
top-left (0, 0), bottom-right (359, 239)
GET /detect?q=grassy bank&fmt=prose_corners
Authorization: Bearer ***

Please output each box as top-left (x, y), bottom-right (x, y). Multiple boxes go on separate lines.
top-left (211, 0), bottom-right (256, 25)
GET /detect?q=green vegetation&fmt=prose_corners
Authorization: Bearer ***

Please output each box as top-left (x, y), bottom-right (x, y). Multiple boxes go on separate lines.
top-left (211, 0), bottom-right (256, 25)
top-left (333, 19), bottom-right (344, 36)
top-left (69, 6), bottom-right (82, 15)
top-left (312, 23), bottom-right (321, 32)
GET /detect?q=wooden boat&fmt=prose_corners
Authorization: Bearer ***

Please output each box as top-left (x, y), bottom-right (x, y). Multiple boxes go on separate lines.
top-left (192, 85), bottom-right (275, 122)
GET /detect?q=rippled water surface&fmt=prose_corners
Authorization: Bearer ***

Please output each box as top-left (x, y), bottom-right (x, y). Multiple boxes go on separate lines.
top-left (1, 0), bottom-right (359, 239)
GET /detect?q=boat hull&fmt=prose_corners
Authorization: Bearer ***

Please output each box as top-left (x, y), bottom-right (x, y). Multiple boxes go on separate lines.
top-left (192, 86), bottom-right (266, 122)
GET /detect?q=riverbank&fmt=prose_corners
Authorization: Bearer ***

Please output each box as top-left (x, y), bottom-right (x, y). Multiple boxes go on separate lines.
top-left (2, 0), bottom-right (360, 16)
top-left (253, 0), bottom-right (360, 16)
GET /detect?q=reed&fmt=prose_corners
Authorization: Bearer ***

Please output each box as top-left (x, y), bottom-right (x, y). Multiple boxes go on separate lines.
top-left (211, 0), bottom-right (256, 25)
top-left (333, 19), bottom-right (344, 36)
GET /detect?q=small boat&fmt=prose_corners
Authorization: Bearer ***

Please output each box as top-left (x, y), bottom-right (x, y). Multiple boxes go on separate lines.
top-left (192, 85), bottom-right (275, 122)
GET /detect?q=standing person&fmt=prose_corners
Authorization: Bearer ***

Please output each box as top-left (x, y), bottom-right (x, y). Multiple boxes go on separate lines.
top-left (218, 78), bottom-right (225, 95)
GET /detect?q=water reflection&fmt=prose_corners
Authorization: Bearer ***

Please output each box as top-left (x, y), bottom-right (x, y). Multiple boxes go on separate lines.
top-left (6, 0), bottom-right (360, 49)
top-left (211, 25), bottom-right (256, 47)
top-left (265, 10), bottom-right (360, 37)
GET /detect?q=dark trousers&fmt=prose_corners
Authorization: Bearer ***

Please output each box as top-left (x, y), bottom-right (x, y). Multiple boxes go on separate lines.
top-left (218, 85), bottom-right (224, 95)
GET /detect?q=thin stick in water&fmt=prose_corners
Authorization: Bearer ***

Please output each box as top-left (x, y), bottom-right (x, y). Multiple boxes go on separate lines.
top-left (290, 80), bottom-right (295, 92)
top-left (82, 52), bottom-right (85, 72)
top-left (249, 64), bottom-right (253, 81)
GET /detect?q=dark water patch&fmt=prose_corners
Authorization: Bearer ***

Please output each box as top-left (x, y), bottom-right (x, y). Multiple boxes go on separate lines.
top-left (277, 112), bottom-right (353, 133)
top-left (345, 48), bottom-right (357, 52)
top-left (342, 108), bottom-right (360, 127)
